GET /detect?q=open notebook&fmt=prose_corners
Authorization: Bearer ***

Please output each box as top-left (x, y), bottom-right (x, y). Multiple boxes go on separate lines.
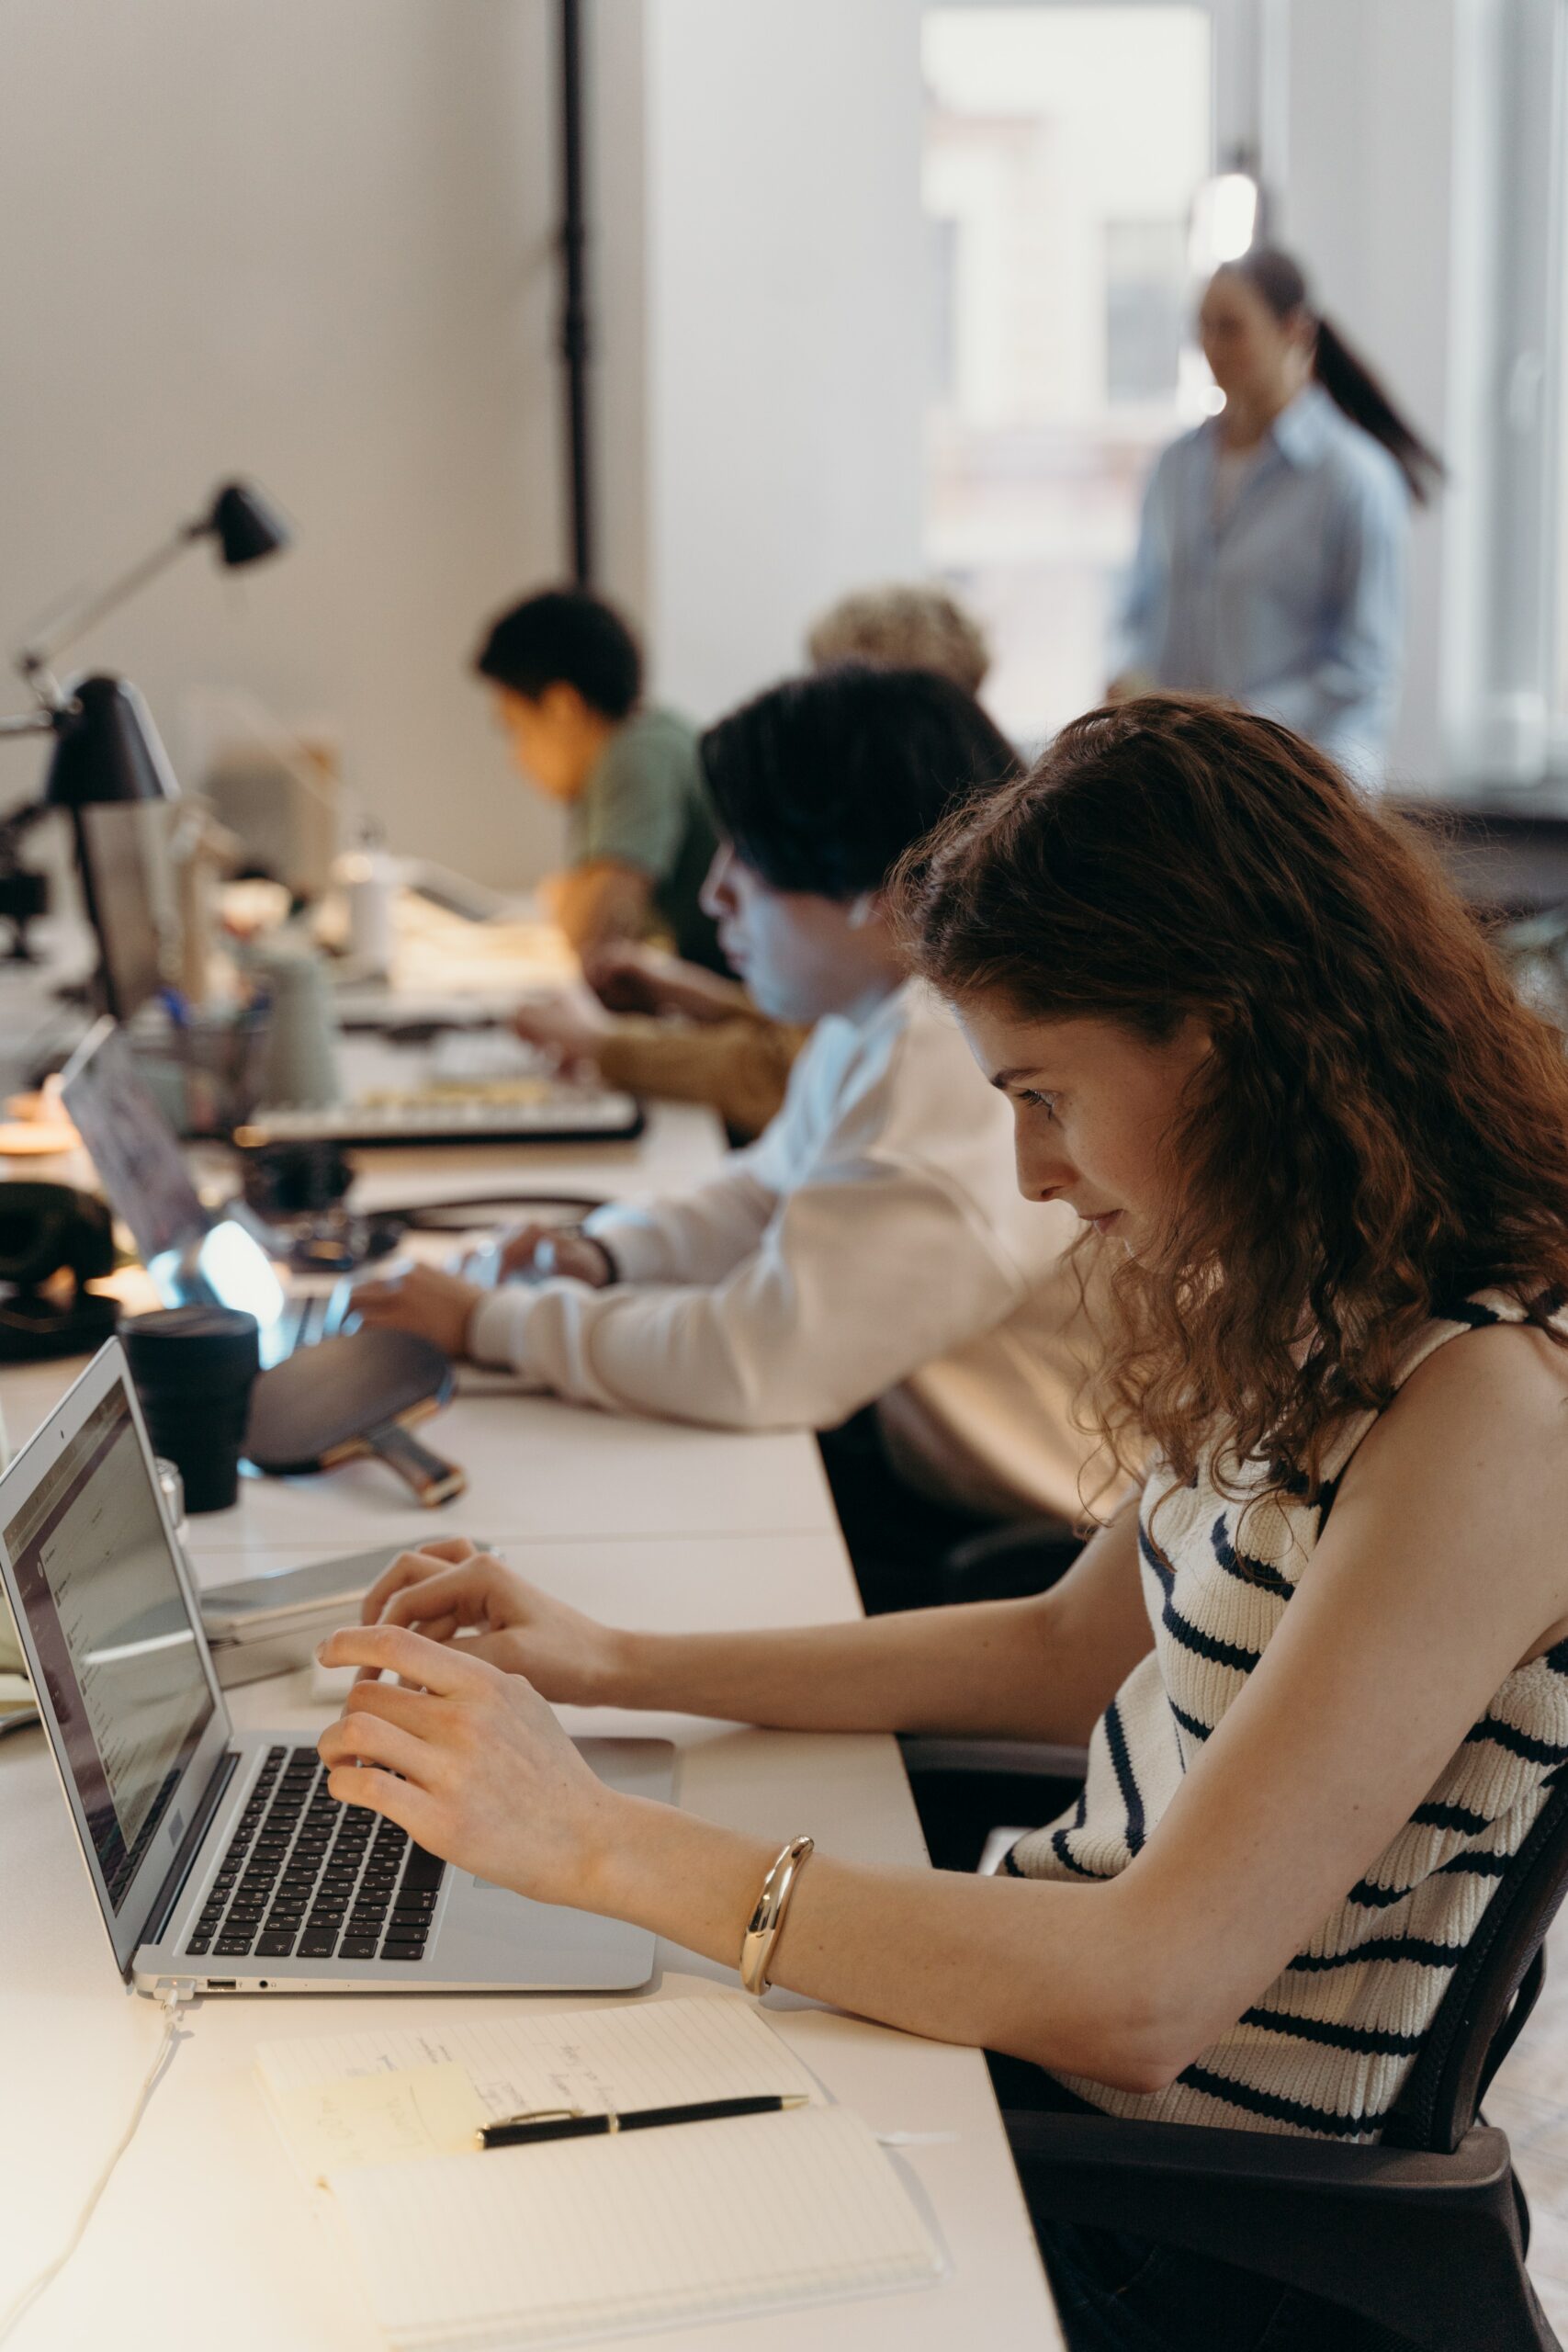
top-left (257, 1995), bottom-right (945, 2350)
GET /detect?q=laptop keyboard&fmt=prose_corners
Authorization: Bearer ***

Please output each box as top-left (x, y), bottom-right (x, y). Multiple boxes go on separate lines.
top-left (183, 1745), bottom-right (446, 1966)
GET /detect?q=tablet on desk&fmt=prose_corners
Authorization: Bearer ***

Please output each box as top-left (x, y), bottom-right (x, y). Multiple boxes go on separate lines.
top-left (199, 1544), bottom-right (423, 1684)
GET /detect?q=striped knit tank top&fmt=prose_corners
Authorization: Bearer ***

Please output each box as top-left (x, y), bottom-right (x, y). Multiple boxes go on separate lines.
top-left (1008, 1288), bottom-right (1568, 2142)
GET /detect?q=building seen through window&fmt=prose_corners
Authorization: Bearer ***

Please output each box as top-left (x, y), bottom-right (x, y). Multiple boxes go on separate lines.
top-left (923, 5), bottom-right (1214, 745)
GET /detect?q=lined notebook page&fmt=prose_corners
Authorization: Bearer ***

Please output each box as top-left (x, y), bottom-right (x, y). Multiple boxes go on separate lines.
top-left (331, 2105), bottom-right (942, 2351)
top-left (257, 1996), bottom-right (823, 2145)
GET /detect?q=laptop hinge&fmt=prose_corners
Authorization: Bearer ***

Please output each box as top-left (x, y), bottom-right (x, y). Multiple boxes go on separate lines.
top-left (143, 1747), bottom-right (240, 1951)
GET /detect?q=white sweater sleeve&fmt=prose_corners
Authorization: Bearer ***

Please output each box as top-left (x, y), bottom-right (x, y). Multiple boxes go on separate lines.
top-left (573, 1155), bottom-right (778, 1288)
top-left (466, 1145), bottom-right (1028, 1430)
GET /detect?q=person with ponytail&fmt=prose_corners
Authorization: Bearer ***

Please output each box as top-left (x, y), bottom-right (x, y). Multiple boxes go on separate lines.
top-left (1111, 245), bottom-right (1442, 784)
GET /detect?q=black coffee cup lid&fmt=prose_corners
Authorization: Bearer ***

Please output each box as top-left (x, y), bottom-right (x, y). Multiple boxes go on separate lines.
top-left (123, 1306), bottom-right (261, 1384)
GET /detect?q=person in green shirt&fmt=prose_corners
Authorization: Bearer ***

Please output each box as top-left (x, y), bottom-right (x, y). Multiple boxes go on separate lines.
top-left (475, 587), bottom-right (723, 970)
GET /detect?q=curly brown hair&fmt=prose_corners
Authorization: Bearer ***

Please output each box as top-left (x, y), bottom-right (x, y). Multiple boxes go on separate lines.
top-left (896, 695), bottom-right (1568, 1500)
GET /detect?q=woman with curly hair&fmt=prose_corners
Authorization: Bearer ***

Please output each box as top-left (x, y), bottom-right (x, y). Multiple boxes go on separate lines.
top-left (317, 695), bottom-right (1568, 2350)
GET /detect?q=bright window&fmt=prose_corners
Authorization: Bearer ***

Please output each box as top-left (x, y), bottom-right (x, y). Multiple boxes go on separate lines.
top-left (922, 5), bottom-right (1214, 745)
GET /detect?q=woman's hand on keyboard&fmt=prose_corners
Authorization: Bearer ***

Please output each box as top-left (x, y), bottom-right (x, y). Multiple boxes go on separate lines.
top-left (353, 1535), bottom-right (625, 1708)
top-left (352, 1262), bottom-right (486, 1356)
top-left (316, 1624), bottom-right (616, 1910)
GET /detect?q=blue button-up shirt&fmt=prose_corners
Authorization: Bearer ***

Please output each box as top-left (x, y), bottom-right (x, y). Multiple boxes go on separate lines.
top-left (1111, 384), bottom-right (1410, 783)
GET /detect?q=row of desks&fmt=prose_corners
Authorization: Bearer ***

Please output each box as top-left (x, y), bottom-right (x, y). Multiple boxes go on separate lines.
top-left (0, 1102), bottom-right (1062, 2350)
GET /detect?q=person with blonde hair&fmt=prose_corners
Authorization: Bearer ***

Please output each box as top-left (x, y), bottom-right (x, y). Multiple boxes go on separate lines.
top-left (806, 581), bottom-right (991, 696)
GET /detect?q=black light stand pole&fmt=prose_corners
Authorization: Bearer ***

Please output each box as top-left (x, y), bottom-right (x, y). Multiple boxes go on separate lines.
top-left (558, 0), bottom-right (593, 587)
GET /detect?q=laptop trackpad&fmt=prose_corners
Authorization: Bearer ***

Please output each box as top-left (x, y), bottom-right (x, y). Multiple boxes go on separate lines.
top-left (437, 1736), bottom-right (674, 1992)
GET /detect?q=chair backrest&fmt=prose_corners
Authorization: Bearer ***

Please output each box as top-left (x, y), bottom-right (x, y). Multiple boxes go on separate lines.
top-left (1384, 1765), bottom-right (1568, 2154)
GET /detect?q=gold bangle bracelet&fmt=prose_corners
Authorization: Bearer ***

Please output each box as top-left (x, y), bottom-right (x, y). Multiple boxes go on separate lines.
top-left (739, 1834), bottom-right (815, 1996)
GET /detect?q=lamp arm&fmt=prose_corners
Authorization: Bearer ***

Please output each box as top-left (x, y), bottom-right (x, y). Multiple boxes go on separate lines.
top-left (0, 710), bottom-right (58, 739)
top-left (16, 520), bottom-right (204, 707)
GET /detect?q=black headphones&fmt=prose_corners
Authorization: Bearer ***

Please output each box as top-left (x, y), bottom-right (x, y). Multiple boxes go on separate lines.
top-left (0, 1182), bottom-right (118, 1361)
top-left (0, 1182), bottom-right (114, 1290)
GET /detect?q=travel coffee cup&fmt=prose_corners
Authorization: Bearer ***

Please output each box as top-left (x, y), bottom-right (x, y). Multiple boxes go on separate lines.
top-left (123, 1305), bottom-right (261, 1513)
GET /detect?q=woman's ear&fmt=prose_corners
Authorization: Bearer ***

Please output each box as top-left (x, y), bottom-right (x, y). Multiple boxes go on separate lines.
top-left (1287, 305), bottom-right (1318, 362)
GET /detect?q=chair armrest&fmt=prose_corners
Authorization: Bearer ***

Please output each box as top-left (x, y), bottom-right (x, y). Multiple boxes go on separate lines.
top-left (1005, 2106), bottom-right (1511, 2198)
top-left (899, 1736), bottom-right (1089, 1782)
top-left (1005, 2109), bottom-right (1529, 2350)
top-left (899, 1738), bottom-right (1087, 1874)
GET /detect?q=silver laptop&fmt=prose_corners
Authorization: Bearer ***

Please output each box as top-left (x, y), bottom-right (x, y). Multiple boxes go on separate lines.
top-left (0, 1340), bottom-right (673, 1997)
top-left (59, 1017), bottom-right (344, 1366)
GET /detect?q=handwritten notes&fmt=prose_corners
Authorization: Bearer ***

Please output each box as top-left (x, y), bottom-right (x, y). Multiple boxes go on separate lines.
top-left (272, 2061), bottom-right (487, 2182)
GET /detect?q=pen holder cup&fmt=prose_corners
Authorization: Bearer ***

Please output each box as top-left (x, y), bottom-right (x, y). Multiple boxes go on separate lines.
top-left (130, 1010), bottom-right (273, 1140)
top-left (253, 944), bottom-right (342, 1111)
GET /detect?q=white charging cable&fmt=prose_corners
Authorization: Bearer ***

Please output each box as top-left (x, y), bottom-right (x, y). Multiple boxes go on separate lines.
top-left (0, 1985), bottom-right (194, 2346)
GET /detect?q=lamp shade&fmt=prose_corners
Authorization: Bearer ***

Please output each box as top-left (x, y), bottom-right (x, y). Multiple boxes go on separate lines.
top-left (203, 481), bottom-right (291, 569)
top-left (42, 674), bottom-right (179, 810)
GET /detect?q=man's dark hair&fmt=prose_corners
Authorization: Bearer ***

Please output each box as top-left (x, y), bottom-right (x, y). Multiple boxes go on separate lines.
top-left (474, 588), bottom-right (642, 720)
top-left (699, 664), bottom-right (1019, 900)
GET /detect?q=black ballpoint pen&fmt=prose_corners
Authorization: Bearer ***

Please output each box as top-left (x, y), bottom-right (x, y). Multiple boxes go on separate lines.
top-left (477, 2092), bottom-right (809, 2150)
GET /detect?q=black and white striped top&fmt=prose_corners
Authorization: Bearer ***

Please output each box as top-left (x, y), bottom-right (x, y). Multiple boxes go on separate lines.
top-left (1008, 1288), bottom-right (1568, 2141)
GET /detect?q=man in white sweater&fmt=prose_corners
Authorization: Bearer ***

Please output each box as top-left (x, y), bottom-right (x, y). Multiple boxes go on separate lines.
top-left (355, 667), bottom-right (1105, 1603)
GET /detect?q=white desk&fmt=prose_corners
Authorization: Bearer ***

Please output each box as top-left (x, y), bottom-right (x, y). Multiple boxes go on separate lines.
top-left (0, 1110), bottom-right (1061, 2352)
top-left (0, 1099), bottom-right (842, 1552)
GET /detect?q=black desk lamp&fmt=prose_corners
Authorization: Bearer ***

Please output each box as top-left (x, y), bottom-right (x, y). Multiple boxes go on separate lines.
top-left (0, 479), bottom-right (290, 965)
top-left (14, 478), bottom-right (290, 707)
top-left (0, 676), bottom-right (180, 967)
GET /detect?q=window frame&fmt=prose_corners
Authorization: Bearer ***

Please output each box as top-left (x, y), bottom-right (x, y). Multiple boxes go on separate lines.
top-left (1459, 0), bottom-right (1568, 789)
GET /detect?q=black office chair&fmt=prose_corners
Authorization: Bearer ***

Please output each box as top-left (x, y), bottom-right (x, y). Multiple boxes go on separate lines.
top-left (938, 1517), bottom-right (1084, 1605)
top-left (909, 1528), bottom-right (1089, 1869)
top-left (902, 1738), bottom-right (1568, 2351)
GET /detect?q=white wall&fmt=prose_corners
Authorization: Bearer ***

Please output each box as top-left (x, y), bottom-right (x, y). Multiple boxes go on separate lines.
top-left (0, 0), bottom-right (567, 883)
top-left (637, 0), bottom-right (929, 718)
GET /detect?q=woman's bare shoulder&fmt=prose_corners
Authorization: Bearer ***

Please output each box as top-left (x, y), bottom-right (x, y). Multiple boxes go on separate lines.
top-left (1395, 1315), bottom-right (1568, 1430)
top-left (1340, 1315), bottom-right (1568, 1544)
top-left (1328, 1317), bottom-right (1568, 1663)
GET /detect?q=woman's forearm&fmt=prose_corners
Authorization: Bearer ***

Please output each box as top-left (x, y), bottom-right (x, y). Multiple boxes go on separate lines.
top-left (584, 1795), bottom-right (1169, 2094)
top-left (605, 1596), bottom-right (1083, 1739)
top-left (601, 1509), bottom-right (1147, 1744)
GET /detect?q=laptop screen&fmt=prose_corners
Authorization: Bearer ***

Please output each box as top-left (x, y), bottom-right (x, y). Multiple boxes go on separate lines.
top-left (60, 1019), bottom-right (206, 1267)
top-left (75, 800), bottom-right (170, 1023)
top-left (2, 1374), bottom-right (215, 1916)
top-left (62, 1019), bottom-right (292, 1360)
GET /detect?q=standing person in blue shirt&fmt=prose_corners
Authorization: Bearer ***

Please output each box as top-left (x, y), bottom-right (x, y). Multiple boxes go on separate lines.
top-left (1111, 246), bottom-right (1442, 784)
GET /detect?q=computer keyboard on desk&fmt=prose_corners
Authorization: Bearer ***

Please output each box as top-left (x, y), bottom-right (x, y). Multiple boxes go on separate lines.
top-left (235, 1083), bottom-right (643, 1149)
